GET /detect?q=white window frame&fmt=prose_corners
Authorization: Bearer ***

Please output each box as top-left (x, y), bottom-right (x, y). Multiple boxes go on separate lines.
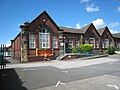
top-left (29, 33), bottom-right (35, 49)
top-left (96, 40), bottom-right (99, 48)
top-left (39, 33), bottom-right (50, 49)
top-left (105, 39), bottom-right (109, 48)
top-left (118, 43), bottom-right (120, 48)
top-left (53, 36), bottom-right (58, 48)
top-left (102, 41), bottom-right (104, 48)
top-left (89, 38), bottom-right (95, 48)
top-left (68, 39), bottom-right (72, 49)
top-left (75, 39), bottom-right (79, 47)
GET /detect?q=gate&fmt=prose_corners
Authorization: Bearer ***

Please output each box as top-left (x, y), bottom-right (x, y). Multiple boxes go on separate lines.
top-left (0, 44), bottom-right (6, 69)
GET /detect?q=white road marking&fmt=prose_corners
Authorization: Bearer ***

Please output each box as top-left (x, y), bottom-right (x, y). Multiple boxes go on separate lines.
top-left (55, 80), bottom-right (60, 87)
top-left (55, 80), bottom-right (66, 87)
top-left (1, 74), bottom-right (7, 77)
top-left (107, 85), bottom-right (119, 89)
top-left (60, 82), bottom-right (66, 85)
top-left (62, 70), bottom-right (68, 73)
top-left (22, 68), bottom-right (37, 71)
top-left (109, 63), bottom-right (114, 64)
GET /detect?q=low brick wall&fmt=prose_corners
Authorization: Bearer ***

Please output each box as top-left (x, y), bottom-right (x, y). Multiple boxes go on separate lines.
top-left (28, 55), bottom-right (56, 62)
top-left (61, 53), bottom-right (80, 60)
top-left (115, 51), bottom-right (120, 54)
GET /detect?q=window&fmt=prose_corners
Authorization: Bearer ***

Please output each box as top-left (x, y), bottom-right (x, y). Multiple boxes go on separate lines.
top-left (39, 28), bottom-right (50, 49)
top-left (118, 43), bottom-right (120, 48)
top-left (68, 39), bottom-right (72, 49)
top-left (96, 39), bottom-right (99, 48)
top-left (89, 38), bottom-right (95, 48)
top-left (105, 39), bottom-right (109, 48)
top-left (29, 33), bottom-right (35, 49)
top-left (75, 39), bottom-right (79, 47)
top-left (102, 41), bottom-right (104, 48)
top-left (53, 36), bottom-right (58, 48)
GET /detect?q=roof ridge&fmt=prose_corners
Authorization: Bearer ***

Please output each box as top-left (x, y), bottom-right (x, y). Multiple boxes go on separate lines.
top-left (59, 26), bottom-right (80, 30)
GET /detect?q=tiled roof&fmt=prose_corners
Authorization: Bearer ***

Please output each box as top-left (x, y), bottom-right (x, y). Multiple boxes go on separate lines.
top-left (80, 23), bottom-right (91, 34)
top-left (112, 33), bottom-right (120, 38)
top-left (59, 26), bottom-right (81, 34)
top-left (59, 23), bottom-right (92, 34)
top-left (98, 27), bottom-right (106, 35)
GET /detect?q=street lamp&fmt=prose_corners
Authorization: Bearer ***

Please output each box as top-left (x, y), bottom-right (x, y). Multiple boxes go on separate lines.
top-left (63, 36), bottom-right (66, 55)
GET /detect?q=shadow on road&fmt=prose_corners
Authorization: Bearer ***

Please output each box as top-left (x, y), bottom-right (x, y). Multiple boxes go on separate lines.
top-left (0, 68), bottom-right (27, 90)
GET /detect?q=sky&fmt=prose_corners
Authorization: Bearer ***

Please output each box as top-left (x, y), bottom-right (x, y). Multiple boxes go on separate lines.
top-left (0, 0), bottom-right (120, 46)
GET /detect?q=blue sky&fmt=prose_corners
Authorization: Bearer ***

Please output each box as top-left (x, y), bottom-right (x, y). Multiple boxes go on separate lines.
top-left (0, 0), bottom-right (120, 46)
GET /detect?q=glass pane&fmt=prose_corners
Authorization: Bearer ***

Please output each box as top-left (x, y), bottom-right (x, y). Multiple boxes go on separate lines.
top-left (43, 43), bottom-right (45, 47)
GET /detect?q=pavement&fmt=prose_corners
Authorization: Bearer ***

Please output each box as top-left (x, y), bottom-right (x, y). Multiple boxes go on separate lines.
top-left (37, 74), bottom-right (120, 90)
top-left (1, 54), bottom-right (120, 90)
top-left (6, 54), bottom-right (120, 69)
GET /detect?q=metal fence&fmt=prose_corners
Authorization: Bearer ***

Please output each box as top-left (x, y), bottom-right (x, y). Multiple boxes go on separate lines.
top-left (0, 44), bottom-right (6, 69)
top-left (115, 48), bottom-right (120, 51)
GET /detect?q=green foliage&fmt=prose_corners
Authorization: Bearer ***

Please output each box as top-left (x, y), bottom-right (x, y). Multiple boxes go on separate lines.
top-left (79, 44), bottom-right (93, 53)
top-left (72, 46), bottom-right (80, 53)
top-left (72, 46), bottom-right (76, 53)
top-left (107, 46), bottom-right (115, 55)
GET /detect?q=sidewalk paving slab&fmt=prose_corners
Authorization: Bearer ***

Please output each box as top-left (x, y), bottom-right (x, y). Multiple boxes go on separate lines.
top-left (6, 56), bottom-right (120, 69)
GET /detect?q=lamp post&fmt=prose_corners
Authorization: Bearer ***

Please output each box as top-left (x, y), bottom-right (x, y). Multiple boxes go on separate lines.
top-left (63, 37), bottom-right (66, 55)
top-left (100, 39), bottom-right (102, 53)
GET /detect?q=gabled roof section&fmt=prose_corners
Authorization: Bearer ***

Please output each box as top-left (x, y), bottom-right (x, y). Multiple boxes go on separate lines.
top-left (80, 23), bottom-right (91, 34)
top-left (28, 11), bottom-right (60, 31)
top-left (98, 27), bottom-right (106, 36)
top-left (11, 32), bottom-right (21, 43)
top-left (59, 26), bottom-right (81, 34)
top-left (98, 26), bottom-right (113, 38)
top-left (112, 32), bottom-right (120, 38)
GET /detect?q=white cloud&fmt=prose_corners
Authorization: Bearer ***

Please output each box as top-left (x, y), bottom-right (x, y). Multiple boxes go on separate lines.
top-left (110, 29), bottom-right (119, 34)
top-left (5, 41), bottom-right (11, 47)
top-left (92, 19), bottom-right (105, 28)
top-left (117, 6), bottom-right (120, 12)
top-left (76, 23), bottom-right (81, 29)
top-left (80, 0), bottom-right (90, 3)
top-left (108, 22), bottom-right (119, 28)
top-left (86, 4), bottom-right (99, 13)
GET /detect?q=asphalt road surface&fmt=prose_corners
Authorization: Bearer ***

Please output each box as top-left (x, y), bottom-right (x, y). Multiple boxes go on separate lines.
top-left (0, 54), bottom-right (120, 90)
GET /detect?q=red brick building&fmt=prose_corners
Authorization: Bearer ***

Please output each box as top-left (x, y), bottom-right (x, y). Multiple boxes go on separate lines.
top-left (11, 11), bottom-right (120, 62)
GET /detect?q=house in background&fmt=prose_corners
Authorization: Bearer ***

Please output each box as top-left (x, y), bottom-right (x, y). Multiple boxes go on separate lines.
top-left (11, 11), bottom-right (120, 62)
top-left (112, 33), bottom-right (120, 49)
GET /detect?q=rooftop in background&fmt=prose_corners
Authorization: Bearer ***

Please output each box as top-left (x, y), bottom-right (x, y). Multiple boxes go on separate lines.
top-left (59, 26), bottom-right (81, 34)
top-left (112, 33), bottom-right (120, 38)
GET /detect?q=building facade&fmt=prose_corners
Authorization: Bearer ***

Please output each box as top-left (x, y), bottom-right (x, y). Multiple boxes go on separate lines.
top-left (11, 11), bottom-right (120, 62)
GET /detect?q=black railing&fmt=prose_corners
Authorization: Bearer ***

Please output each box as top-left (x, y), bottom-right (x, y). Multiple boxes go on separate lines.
top-left (0, 44), bottom-right (6, 69)
top-left (115, 48), bottom-right (120, 51)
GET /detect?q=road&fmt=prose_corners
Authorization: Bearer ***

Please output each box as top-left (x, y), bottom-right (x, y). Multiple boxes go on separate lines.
top-left (0, 54), bottom-right (120, 90)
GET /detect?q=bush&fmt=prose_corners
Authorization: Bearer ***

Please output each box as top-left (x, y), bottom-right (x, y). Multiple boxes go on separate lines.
top-left (79, 44), bottom-right (93, 53)
top-left (72, 46), bottom-right (76, 53)
top-left (107, 46), bottom-right (115, 55)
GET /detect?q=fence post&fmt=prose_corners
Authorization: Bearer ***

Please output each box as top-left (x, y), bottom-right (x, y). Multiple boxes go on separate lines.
top-left (0, 44), bottom-right (6, 69)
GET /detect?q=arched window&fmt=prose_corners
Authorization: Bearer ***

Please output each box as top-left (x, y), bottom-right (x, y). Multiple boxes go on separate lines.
top-left (38, 27), bottom-right (50, 49)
